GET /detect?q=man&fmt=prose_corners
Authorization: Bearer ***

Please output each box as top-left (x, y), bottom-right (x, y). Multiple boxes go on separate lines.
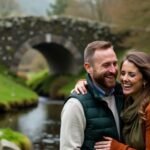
top-left (60, 41), bottom-right (124, 149)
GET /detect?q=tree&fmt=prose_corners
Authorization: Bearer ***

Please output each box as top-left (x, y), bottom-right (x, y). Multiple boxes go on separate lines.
top-left (81, 0), bottom-right (105, 21)
top-left (52, 0), bottom-right (110, 22)
top-left (105, 0), bottom-right (150, 29)
top-left (47, 0), bottom-right (150, 31)
top-left (47, 0), bottom-right (68, 16)
top-left (0, 0), bottom-right (21, 18)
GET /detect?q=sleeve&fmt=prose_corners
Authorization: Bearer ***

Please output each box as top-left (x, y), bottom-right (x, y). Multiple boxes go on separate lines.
top-left (111, 139), bottom-right (136, 150)
top-left (111, 104), bottom-right (150, 150)
top-left (145, 104), bottom-right (150, 150)
top-left (59, 98), bottom-right (86, 150)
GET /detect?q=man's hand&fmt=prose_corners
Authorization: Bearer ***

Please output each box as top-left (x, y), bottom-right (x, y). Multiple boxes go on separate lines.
top-left (94, 137), bottom-right (113, 150)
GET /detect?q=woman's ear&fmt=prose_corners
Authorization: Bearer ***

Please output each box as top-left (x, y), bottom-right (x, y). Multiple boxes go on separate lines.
top-left (143, 81), bottom-right (147, 88)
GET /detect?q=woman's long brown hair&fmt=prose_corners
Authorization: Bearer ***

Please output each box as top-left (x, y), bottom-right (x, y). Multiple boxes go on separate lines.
top-left (120, 50), bottom-right (150, 120)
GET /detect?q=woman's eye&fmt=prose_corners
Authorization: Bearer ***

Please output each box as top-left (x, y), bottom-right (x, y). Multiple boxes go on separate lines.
top-left (129, 72), bottom-right (136, 77)
top-left (120, 71), bottom-right (125, 76)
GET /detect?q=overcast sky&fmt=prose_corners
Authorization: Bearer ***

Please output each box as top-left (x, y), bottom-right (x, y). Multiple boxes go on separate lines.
top-left (18, 0), bottom-right (54, 16)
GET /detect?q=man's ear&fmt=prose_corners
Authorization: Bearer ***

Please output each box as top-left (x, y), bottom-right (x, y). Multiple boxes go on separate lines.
top-left (84, 63), bottom-right (92, 74)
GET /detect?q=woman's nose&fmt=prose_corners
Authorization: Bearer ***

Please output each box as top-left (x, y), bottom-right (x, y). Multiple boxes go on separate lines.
top-left (122, 74), bottom-right (129, 81)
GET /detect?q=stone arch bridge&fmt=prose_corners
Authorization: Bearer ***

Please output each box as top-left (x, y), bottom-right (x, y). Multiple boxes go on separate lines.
top-left (0, 16), bottom-right (126, 75)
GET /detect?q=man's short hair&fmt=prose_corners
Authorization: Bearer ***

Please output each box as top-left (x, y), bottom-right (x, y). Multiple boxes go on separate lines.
top-left (84, 40), bottom-right (112, 63)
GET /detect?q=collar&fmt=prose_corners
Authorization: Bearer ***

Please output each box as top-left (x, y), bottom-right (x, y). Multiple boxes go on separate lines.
top-left (93, 83), bottom-right (115, 97)
top-left (86, 74), bottom-right (115, 98)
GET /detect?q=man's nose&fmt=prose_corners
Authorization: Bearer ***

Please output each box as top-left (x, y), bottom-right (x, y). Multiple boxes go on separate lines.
top-left (109, 65), bottom-right (117, 73)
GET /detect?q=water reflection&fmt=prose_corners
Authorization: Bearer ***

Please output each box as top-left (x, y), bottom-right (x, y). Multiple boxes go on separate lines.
top-left (18, 103), bottom-right (47, 140)
top-left (0, 97), bottom-right (64, 150)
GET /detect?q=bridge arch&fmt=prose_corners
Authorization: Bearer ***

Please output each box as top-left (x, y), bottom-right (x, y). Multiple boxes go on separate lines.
top-left (11, 34), bottom-right (82, 75)
top-left (0, 16), bottom-right (127, 75)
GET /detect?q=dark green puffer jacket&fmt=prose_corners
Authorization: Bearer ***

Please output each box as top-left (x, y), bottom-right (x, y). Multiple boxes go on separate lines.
top-left (70, 74), bottom-right (124, 150)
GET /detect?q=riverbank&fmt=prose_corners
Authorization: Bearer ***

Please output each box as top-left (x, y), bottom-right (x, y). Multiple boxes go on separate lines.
top-left (0, 128), bottom-right (32, 150)
top-left (0, 62), bottom-right (38, 112)
top-left (0, 64), bottom-right (38, 149)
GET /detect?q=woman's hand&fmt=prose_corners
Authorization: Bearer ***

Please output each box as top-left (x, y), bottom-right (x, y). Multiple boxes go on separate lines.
top-left (72, 79), bottom-right (87, 94)
top-left (94, 137), bottom-right (113, 150)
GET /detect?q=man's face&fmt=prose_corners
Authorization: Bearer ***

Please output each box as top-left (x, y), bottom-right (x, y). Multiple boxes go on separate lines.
top-left (85, 47), bottom-right (118, 91)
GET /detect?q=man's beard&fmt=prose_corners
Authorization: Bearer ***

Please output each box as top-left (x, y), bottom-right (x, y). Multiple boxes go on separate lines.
top-left (93, 72), bottom-right (117, 90)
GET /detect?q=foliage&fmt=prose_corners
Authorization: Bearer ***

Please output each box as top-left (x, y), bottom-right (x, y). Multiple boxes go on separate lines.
top-left (24, 67), bottom-right (86, 98)
top-left (26, 69), bottom-right (49, 89)
top-left (61, 0), bottom-right (150, 50)
top-left (0, 128), bottom-right (32, 150)
top-left (49, 75), bottom-right (70, 99)
top-left (105, 0), bottom-right (150, 29)
top-left (58, 70), bottom-right (86, 97)
top-left (47, 0), bottom-right (68, 16)
top-left (26, 70), bottom-right (70, 97)
top-left (0, 0), bottom-right (21, 18)
top-left (59, 0), bottom-right (150, 30)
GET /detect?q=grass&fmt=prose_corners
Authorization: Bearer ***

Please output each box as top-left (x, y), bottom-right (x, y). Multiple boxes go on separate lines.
top-left (0, 128), bottom-right (32, 150)
top-left (0, 63), bottom-right (38, 111)
top-left (0, 74), bottom-right (37, 101)
top-left (26, 69), bottom-right (49, 87)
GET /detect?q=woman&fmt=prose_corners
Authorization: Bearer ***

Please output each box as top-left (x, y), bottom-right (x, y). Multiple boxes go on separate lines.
top-left (74, 51), bottom-right (150, 150)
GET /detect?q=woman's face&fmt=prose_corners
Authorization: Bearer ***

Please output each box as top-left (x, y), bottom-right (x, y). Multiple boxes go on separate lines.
top-left (120, 60), bottom-right (144, 98)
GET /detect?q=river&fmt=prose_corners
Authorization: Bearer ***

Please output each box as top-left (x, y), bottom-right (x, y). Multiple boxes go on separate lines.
top-left (0, 97), bottom-right (64, 150)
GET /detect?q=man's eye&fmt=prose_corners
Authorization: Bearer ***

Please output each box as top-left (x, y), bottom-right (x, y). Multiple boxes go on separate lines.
top-left (113, 62), bottom-right (117, 66)
top-left (103, 63), bottom-right (109, 67)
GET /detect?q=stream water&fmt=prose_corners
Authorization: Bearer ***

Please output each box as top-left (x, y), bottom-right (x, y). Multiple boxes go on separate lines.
top-left (0, 97), bottom-right (64, 150)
